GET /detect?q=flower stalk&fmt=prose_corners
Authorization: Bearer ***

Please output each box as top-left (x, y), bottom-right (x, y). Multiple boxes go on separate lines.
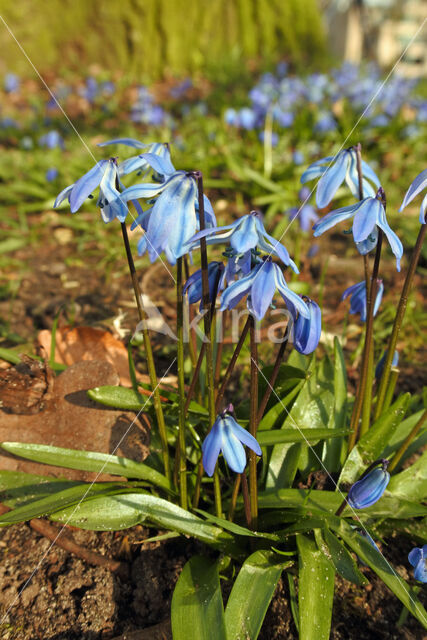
top-left (374, 222), bottom-right (427, 419)
top-left (388, 409), bottom-right (427, 473)
top-left (249, 316), bottom-right (259, 528)
top-left (176, 257), bottom-right (187, 507)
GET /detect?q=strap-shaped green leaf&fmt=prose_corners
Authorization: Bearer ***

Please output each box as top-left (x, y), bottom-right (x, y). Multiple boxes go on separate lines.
top-left (257, 427), bottom-right (349, 446)
top-left (171, 556), bottom-right (226, 640)
top-left (322, 337), bottom-right (347, 472)
top-left (225, 550), bottom-right (291, 640)
top-left (387, 449), bottom-right (427, 501)
top-left (339, 393), bottom-right (410, 485)
top-left (297, 534), bottom-right (335, 640)
top-left (1, 442), bottom-right (172, 492)
top-left (315, 528), bottom-right (368, 586)
top-left (332, 519), bottom-right (427, 630)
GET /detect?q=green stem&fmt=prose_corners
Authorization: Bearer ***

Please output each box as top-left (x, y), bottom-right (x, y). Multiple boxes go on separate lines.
top-left (176, 257), bottom-right (187, 508)
top-left (348, 231), bottom-right (383, 451)
top-left (382, 367), bottom-right (399, 412)
top-left (241, 472), bottom-right (251, 528)
top-left (194, 171), bottom-right (222, 517)
top-left (257, 334), bottom-right (288, 423)
top-left (215, 316), bottom-right (251, 413)
top-left (374, 223), bottom-right (427, 419)
top-left (388, 409), bottom-right (426, 473)
top-left (227, 474), bottom-right (241, 522)
top-left (120, 222), bottom-right (170, 481)
top-left (249, 316), bottom-right (259, 529)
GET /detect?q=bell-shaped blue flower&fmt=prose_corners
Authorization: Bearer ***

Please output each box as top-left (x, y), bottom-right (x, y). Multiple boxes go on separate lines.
top-left (342, 279), bottom-right (384, 322)
top-left (220, 257), bottom-right (309, 321)
top-left (375, 349), bottom-right (399, 381)
top-left (54, 158), bottom-right (128, 223)
top-left (313, 191), bottom-right (403, 271)
top-left (287, 296), bottom-right (321, 355)
top-left (399, 168), bottom-right (427, 224)
top-left (188, 211), bottom-right (298, 273)
top-left (183, 261), bottom-right (224, 310)
top-left (202, 406), bottom-right (262, 476)
top-left (347, 460), bottom-right (390, 509)
top-left (408, 545), bottom-right (427, 583)
top-left (98, 138), bottom-right (176, 179)
top-left (301, 147), bottom-right (380, 208)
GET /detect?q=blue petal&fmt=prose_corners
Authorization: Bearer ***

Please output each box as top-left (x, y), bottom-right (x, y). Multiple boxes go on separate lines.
top-left (312, 203), bottom-right (356, 236)
top-left (119, 155), bottom-right (150, 176)
top-left (220, 270), bottom-right (256, 311)
top-left (54, 184), bottom-right (74, 208)
top-left (221, 424), bottom-right (247, 473)
top-left (137, 234), bottom-right (148, 257)
top-left (99, 160), bottom-right (128, 223)
top-left (408, 547), bottom-right (422, 568)
top-left (249, 260), bottom-right (277, 320)
top-left (399, 169), bottom-right (427, 211)
top-left (69, 160), bottom-right (108, 212)
top-left (420, 192), bottom-right (427, 224)
top-left (255, 217), bottom-right (299, 273)
top-left (352, 198), bottom-right (380, 242)
top-left (347, 468), bottom-right (390, 509)
top-left (373, 281), bottom-right (384, 317)
top-left (316, 151), bottom-right (349, 208)
top-left (300, 164), bottom-right (326, 184)
top-left (230, 216), bottom-right (259, 253)
top-left (375, 205), bottom-right (403, 271)
top-left (140, 152), bottom-right (175, 177)
top-left (120, 180), bottom-right (170, 202)
top-left (342, 281), bottom-right (364, 301)
top-left (273, 264), bottom-right (310, 318)
top-left (361, 159), bottom-right (381, 187)
top-left (293, 298), bottom-right (321, 354)
top-left (202, 423), bottom-right (222, 477)
top-left (225, 416), bottom-right (262, 456)
top-left (98, 137), bottom-right (149, 149)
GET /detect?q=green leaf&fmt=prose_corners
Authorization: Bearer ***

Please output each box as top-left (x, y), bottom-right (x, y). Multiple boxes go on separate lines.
top-left (297, 534), bottom-right (335, 640)
top-left (0, 482), bottom-right (123, 525)
top-left (0, 470), bottom-right (82, 509)
top-left (171, 556), bottom-right (226, 640)
top-left (257, 428), bottom-right (350, 446)
top-left (258, 488), bottom-right (427, 519)
top-left (0, 442), bottom-right (172, 492)
top-left (51, 493), bottom-right (232, 546)
top-left (0, 347), bottom-right (22, 364)
top-left (195, 509), bottom-right (278, 541)
top-left (258, 379), bottom-right (306, 432)
top-left (332, 519), bottom-right (427, 630)
top-left (0, 237), bottom-right (27, 254)
top-left (224, 551), bottom-right (291, 640)
top-left (322, 337), bottom-right (347, 472)
top-left (339, 394), bottom-right (410, 486)
top-left (87, 385), bottom-right (154, 410)
top-left (315, 528), bottom-right (368, 586)
top-left (387, 449), bottom-right (427, 501)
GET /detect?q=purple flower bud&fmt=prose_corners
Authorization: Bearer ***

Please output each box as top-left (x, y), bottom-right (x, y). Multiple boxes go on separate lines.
top-left (347, 461), bottom-right (390, 509)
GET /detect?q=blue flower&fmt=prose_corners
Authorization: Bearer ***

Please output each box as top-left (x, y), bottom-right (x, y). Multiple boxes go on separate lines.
top-left (313, 192), bottom-right (403, 271)
top-left (342, 280), bottom-right (384, 322)
top-left (347, 461), bottom-right (390, 509)
top-left (46, 168), bottom-right (58, 182)
top-left (375, 350), bottom-right (399, 380)
top-left (287, 187), bottom-right (319, 232)
top-left (54, 158), bottom-right (128, 223)
top-left (399, 168), bottom-right (427, 224)
top-left (188, 211), bottom-right (298, 273)
top-left (301, 147), bottom-right (380, 208)
top-left (220, 257), bottom-right (309, 321)
top-left (183, 261), bottom-right (224, 310)
top-left (39, 130), bottom-right (64, 150)
top-left (408, 545), bottom-right (427, 583)
top-left (202, 406), bottom-right (262, 476)
top-left (288, 296), bottom-right (321, 355)
top-left (98, 139), bottom-right (175, 178)
top-left (4, 73), bottom-right (19, 93)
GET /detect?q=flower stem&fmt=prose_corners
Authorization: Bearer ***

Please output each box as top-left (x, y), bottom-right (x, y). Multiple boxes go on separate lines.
top-left (374, 223), bottom-right (427, 419)
top-left (241, 472), bottom-right (252, 528)
top-left (120, 222), bottom-right (170, 481)
top-left (215, 316), bottom-right (251, 413)
top-left (227, 474), bottom-right (241, 522)
top-left (176, 257), bottom-right (187, 508)
top-left (388, 409), bottom-right (426, 473)
top-left (382, 367), bottom-right (399, 412)
top-left (348, 231), bottom-right (383, 451)
top-left (257, 334), bottom-right (289, 423)
top-left (194, 171), bottom-right (222, 517)
top-left (249, 316), bottom-right (259, 529)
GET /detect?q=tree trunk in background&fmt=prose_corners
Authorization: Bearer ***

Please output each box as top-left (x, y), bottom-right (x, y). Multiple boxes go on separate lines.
top-left (0, 0), bottom-right (327, 80)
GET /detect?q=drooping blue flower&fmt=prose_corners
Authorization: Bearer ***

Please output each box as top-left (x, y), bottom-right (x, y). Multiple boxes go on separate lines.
top-left (375, 350), bottom-right (399, 380)
top-left (408, 545), bottom-right (427, 583)
top-left (54, 158), bottom-right (128, 223)
top-left (4, 73), bottom-right (20, 93)
top-left (342, 280), bottom-right (384, 322)
top-left (347, 461), bottom-right (390, 509)
top-left (287, 187), bottom-right (319, 232)
top-left (202, 406), bottom-right (262, 476)
top-left (46, 168), bottom-right (58, 182)
top-left (220, 257), bottom-right (309, 321)
top-left (313, 192), bottom-right (403, 271)
top-left (39, 130), bottom-right (64, 150)
top-left (399, 168), bottom-right (427, 224)
top-left (287, 296), bottom-right (321, 355)
top-left (183, 261), bottom-right (224, 310)
top-left (301, 147), bottom-right (380, 208)
top-left (188, 211), bottom-right (298, 273)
